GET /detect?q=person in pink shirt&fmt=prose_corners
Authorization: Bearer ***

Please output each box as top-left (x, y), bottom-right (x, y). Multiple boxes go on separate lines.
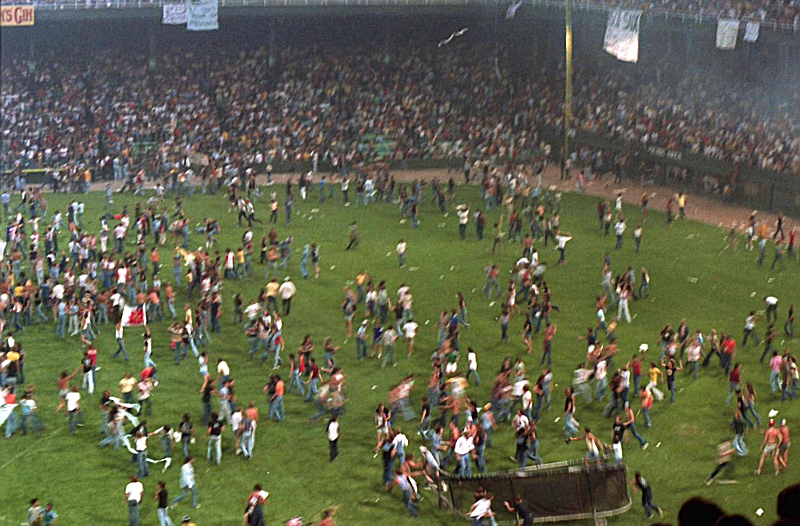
top-left (770, 351), bottom-right (785, 394)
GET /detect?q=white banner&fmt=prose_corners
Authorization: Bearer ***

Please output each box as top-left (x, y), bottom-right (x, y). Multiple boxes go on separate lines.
top-left (0, 404), bottom-right (17, 428)
top-left (743, 21), bottom-right (760, 43)
top-left (162, 3), bottom-right (187, 25)
top-left (603, 10), bottom-right (642, 63)
top-left (187, 0), bottom-right (218, 31)
top-left (716, 19), bottom-right (740, 50)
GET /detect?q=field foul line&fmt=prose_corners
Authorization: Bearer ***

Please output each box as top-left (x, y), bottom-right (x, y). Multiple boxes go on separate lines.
top-left (0, 428), bottom-right (64, 470)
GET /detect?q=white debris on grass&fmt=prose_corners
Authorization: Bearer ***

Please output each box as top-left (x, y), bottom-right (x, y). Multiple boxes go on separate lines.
top-left (756, 509), bottom-right (764, 517)
top-left (408, 267), bottom-right (419, 272)
top-left (688, 277), bottom-right (698, 283)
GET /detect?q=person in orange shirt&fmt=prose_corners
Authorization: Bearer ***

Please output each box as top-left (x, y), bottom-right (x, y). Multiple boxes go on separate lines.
top-left (165, 283), bottom-right (177, 319)
top-left (150, 247), bottom-right (160, 276)
top-left (147, 289), bottom-right (162, 322)
top-left (267, 376), bottom-right (284, 422)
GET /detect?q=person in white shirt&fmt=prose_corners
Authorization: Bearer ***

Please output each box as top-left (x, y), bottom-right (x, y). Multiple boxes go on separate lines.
top-left (457, 205), bottom-right (470, 240)
top-left (125, 475), bottom-right (144, 526)
top-left (216, 359), bottom-right (230, 389)
top-left (466, 347), bottom-right (480, 386)
top-left (614, 220), bottom-right (627, 250)
top-left (402, 318), bottom-right (418, 357)
top-left (468, 493), bottom-right (496, 525)
top-left (170, 456), bottom-right (198, 509)
top-left (764, 296), bottom-right (779, 323)
top-left (555, 233), bottom-right (572, 265)
top-left (65, 386), bottom-right (83, 434)
top-left (327, 415), bottom-right (340, 462)
top-left (134, 430), bottom-right (150, 478)
top-left (278, 278), bottom-right (297, 316)
top-left (396, 240), bottom-right (407, 268)
top-left (454, 430), bottom-right (475, 476)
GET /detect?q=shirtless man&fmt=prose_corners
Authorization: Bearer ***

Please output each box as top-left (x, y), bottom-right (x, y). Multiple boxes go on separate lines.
top-left (777, 419), bottom-right (790, 472)
top-left (570, 427), bottom-right (603, 468)
top-left (756, 419), bottom-right (783, 476)
top-left (55, 367), bottom-right (81, 413)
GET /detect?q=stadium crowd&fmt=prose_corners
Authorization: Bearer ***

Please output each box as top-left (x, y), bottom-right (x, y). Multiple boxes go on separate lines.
top-left (2, 44), bottom-right (799, 184)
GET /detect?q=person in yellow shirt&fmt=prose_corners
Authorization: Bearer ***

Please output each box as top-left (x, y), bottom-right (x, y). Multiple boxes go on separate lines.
top-left (266, 278), bottom-right (280, 312)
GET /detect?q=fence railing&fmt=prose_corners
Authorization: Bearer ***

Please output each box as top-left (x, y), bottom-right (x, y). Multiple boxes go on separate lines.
top-left (3, 0), bottom-right (798, 33)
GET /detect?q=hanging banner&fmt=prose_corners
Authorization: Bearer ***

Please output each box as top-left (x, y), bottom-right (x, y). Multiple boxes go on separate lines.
top-left (716, 19), bottom-right (740, 50)
top-left (187, 0), bottom-right (218, 31)
top-left (603, 9), bottom-right (642, 63)
top-left (162, 3), bottom-right (187, 25)
top-left (743, 21), bottom-right (760, 43)
top-left (1, 6), bottom-right (35, 27)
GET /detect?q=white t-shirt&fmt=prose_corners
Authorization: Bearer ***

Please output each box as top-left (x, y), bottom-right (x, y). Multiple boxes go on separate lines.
top-left (458, 210), bottom-right (469, 225)
top-left (65, 391), bottom-right (81, 412)
top-left (392, 433), bottom-right (409, 449)
top-left (327, 420), bottom-right (340, 441)
top-left (468, 352), bottom-right (477, 371)
top-left (135, 435), bottom-right (147, 451)
top-left (765, 296), bottom-right (778, 306)
top-left (125, 481), bottom-right (144, 502)
top-left (613, 441), bottom-right (623, 461)
top-left (396, 242), bottom-right (406, 255)
top-left (231, 411), bottom-right (243, 433)
top-left (403, 321), bottom-right (418, 339)
top-left (469, 498), bottom-right (492, 518)
top-left (454, 435), bottom-right (474, 456)
top-left (218, 361), bottom-right (230, 376)
top-left (522, 390), bottom-right (533, 409)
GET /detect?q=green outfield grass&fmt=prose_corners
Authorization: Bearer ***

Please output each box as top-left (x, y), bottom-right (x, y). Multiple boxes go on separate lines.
top-left (1, 183), bottom-right (798, 526)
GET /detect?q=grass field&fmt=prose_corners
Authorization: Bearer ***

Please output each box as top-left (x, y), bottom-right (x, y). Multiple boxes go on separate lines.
top-left (1, 182), bottom-right (798, 526)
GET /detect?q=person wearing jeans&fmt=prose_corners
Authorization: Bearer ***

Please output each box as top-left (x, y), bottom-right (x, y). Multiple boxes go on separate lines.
top-left (155, 481), bottom-right (174, 526)
top-left (731, 411), bottom-right (748, 456)
top-left (624, 403), bottom-right (648, 449)
top-left (206, 414), bottom-right (224, 465)
top-left (170, 457), bottom-right (198, 509)
top-left (125, 476), bottom-right (144, 526)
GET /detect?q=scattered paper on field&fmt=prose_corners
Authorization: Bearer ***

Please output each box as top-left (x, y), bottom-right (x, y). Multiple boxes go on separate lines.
top-left (371, 385), bottom-right (378, 390)
top-left (756, 509), bottom-right (764, 516)
top-left (310, 208), bottom-right (319, 213)
top-left (688, 277), bottom-right (698, 283)
top-left (656, 442), bottom-right (661, 448)
top-left (554, 417), bottom-right (560, 422)
top-left (489, 302), bottom-right (496, 307)
top-left (768, 409), bottom-right (779, 418)
top-left (767, 278), bottom-right (775, 283)
top-left (399, 219), bottom-right (406, 224)
top-left (408, 267), bottom-right (419, 272)
top-left (750, 292), bottom-right (757, 297)
top-left (438, 223), bottom-right (447, 228)
top-left (330, 265), bottom-right (336, 270)
top-left (386, 252), bottom-right (392, 257)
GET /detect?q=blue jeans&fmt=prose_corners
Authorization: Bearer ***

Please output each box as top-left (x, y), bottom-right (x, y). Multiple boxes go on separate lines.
top-left (466, 369), bottom-right (481, 386)
top-left (356, 338), bottom-right (367, 360)
top-left (458, 454), bottom-right (473, 476)
top-left (128, 500), bottom-right (140, 526)
top-left (170, 486), bottom-right (198, 508)
top-left (627, 423), bottom-right (647, 447)
top-left (770, 371), bottom-right (782, 393)
top-left (305, 378), bottom-right (319, 401)
top-left (69, 409), bottom-right (83, 433)
top-left (726, 381), bottom-right (739, 406)
top-left (288, 372), bottom-right (304, 395)
top-left (732, 433), bottom-right (748, 456)
top-left (521, 439), bottom-right (542, 467)
top-left (643, 408), bottom-right (652, 427)
top-left (113, 338), bottom-right (129, 360)
top-left (207, 436), bottom-right (222, 464)
top-left (269, 396), bottom-right (284, 421)
top-left (137, 449), bottom-right (150, 478)
top-left (564, 410), bottom-right (579, 438)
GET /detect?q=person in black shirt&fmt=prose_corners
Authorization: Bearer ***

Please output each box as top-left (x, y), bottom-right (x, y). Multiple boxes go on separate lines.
top-left (201, 383), bottom-right (213, 427)
top-left (612, 415), bottom-right (625, 444)
top-left (154, 481), bottom-right (172, 525)
top-left (630, 472), bottom-right (663, 519)
top-left (504, 495), bottom-right (534, 526)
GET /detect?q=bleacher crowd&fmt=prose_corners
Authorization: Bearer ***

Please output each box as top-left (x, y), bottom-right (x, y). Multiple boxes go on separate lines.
top-left (2, 45), bottom-right (799, 182)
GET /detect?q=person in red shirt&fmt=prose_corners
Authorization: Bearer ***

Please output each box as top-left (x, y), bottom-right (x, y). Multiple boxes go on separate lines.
top-left (629, 355), bottom-right (643, 398)
top-left (720, 334), bottom-right (736, 375)
top-left (726, 363), bottom-right (742, 406)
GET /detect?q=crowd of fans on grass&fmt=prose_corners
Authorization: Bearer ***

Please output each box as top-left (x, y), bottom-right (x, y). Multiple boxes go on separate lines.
top-left (2, 45), bottom-right (799, 186)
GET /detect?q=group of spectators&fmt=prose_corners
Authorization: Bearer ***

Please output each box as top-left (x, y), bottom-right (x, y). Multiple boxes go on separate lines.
top-left (2, 43), bottom-right (799, 185)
